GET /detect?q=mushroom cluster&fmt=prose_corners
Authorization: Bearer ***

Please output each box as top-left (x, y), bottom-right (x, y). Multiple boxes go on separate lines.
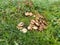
top-left (17, 12), bottom-right (47, 33)
top-left (27, 13), bottom-right (47, 31)
top-left (17, 22), bottom-right (27, 33)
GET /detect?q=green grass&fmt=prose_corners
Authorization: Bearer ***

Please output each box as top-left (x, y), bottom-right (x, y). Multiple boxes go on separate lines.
top-left (0, 0), bottom-right (60, 45)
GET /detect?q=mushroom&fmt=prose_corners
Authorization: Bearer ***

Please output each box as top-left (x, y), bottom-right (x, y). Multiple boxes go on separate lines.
top-left (20, 28), bottom-right (27, 33)
top-left (35, 22), bottom-right (39, 26)
top-left (27, 24), bottom-right (33, 30)
top-left (25, 12), bottom-right (33, 16)
top-left (30, 19), bottom-right (36, 24)
top-left (29, 12), bottom-right (33, 16)
top-left (38, 23), bottom-right (46, 31)
top-left (17, 22), bottom-right (24, 30)
top-left (17, 22), bottom-right (24, 27)
top-left (30, 19), bottom-right (35, 24)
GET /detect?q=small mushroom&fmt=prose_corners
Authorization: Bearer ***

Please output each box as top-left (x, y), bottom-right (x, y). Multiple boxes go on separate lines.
top-left (38, 23), bottom-right (46, 31)
top-left (17, 22), bottom-right (24, 30)
top-left (25, 12), bottom-right (29, 16)
top-left (27, 24), bottom-right (33, 30)
top-left (20, 28), bottom-right (27, 33)
top-left (30, 20), bottom-right (35, 25)
top-left (31, 19), bottom-right (36, 24)
top-left (25, 12), bottom-right (33, 16)
top-left (29, 12), bottom-right (33, 16)
top-left (27, 26), bottom-right (32, 30)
